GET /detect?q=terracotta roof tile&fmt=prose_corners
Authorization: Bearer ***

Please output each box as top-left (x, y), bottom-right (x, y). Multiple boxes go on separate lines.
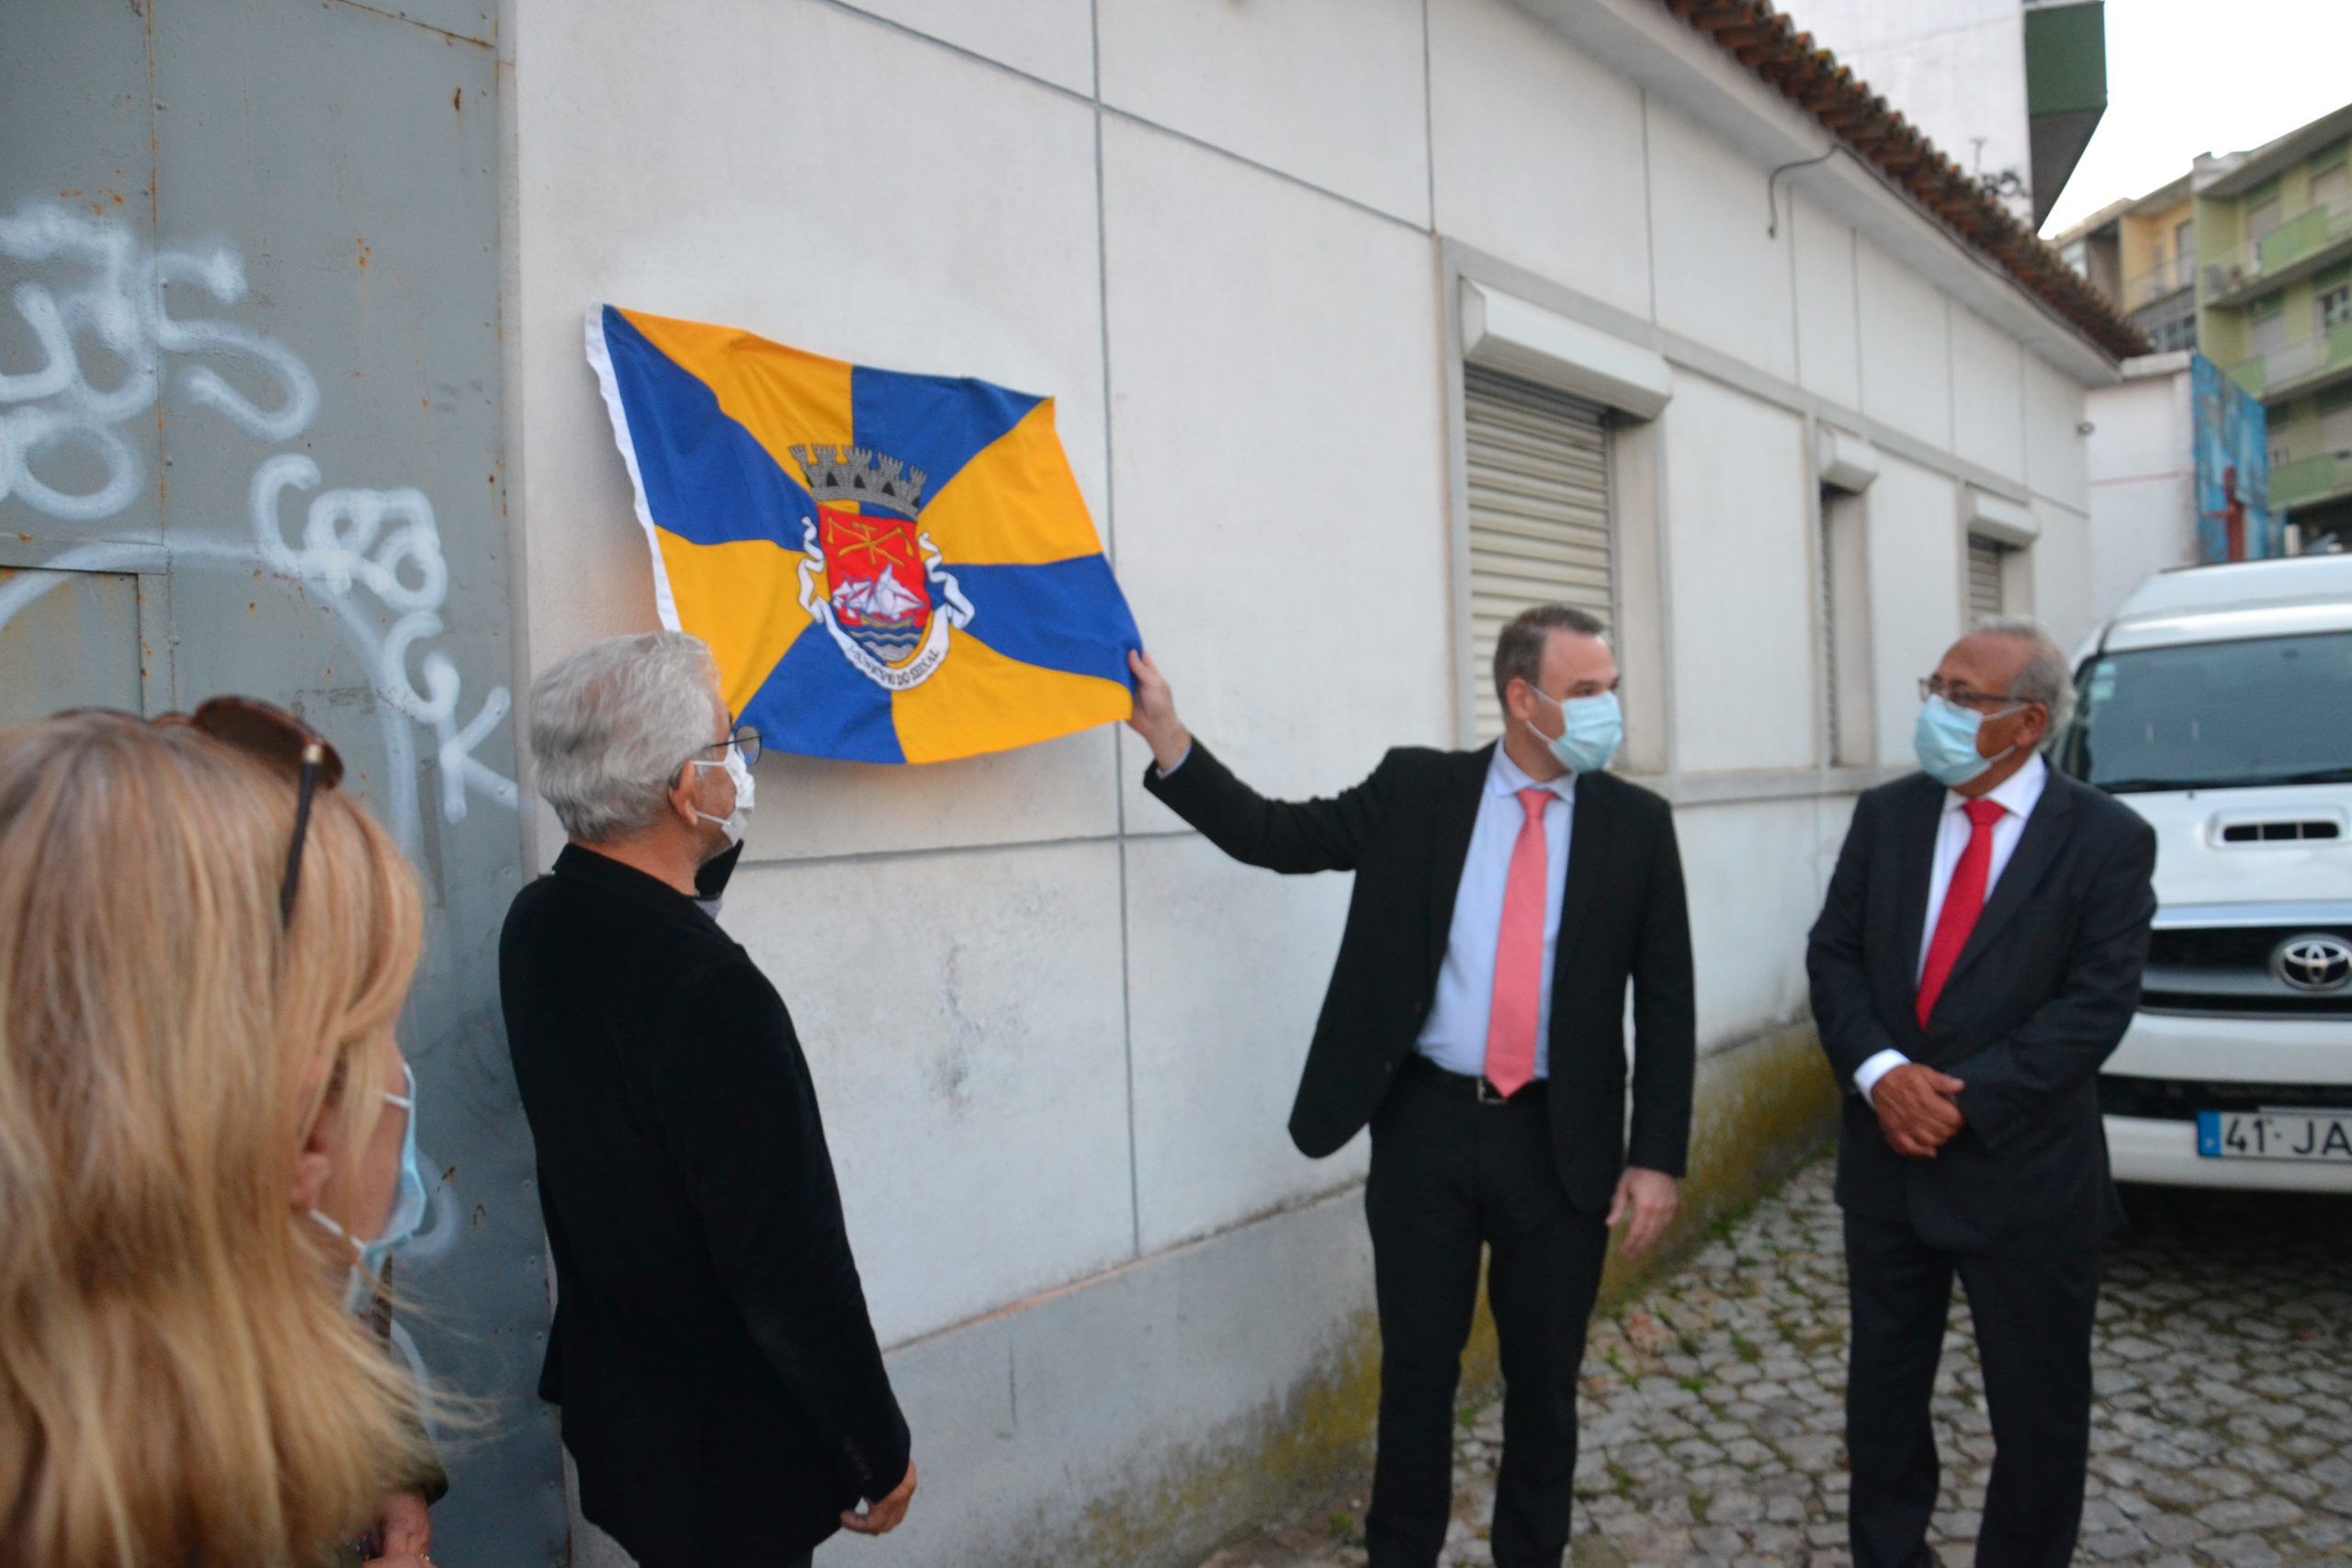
top-left (1661, 0), bottom-right (2150, 361)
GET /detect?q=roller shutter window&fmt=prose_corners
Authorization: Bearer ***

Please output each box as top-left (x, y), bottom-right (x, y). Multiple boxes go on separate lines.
top-left (1464, 367), bottom-right (1612, 739)
top-left (1967, 535), bottom-right (2007, 624)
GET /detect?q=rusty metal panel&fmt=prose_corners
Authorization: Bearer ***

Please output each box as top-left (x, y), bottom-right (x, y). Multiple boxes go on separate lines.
top-left (2, 2), bottom-right (558, 1562)
top-left (0, 568), bottom-right (145, 721)
top-left (347, 0), bottom-right (497, 48)
top-left (0, 0), bottom-right (164, 549)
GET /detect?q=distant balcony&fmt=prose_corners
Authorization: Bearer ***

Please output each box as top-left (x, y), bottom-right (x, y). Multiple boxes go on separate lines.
top-left (2121, 253), bottom-right (2196, 310)
top-left (2203, 203), bottom-right (2352, 302)
top-left (2228, 321), bottom-right (2352, 399)
top-left (2272, 450), bottom-right (2352, 509)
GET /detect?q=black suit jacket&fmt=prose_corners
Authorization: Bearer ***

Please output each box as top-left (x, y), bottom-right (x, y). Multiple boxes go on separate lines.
top-left (1806, 767), bottom-right (2158, 1256)
top-left (500, 846), bottom-right (910, 1563)
top-left (1144, 740), bottom-right (1695, 1210)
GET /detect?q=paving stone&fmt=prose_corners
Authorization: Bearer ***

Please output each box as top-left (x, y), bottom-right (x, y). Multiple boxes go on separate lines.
top-left (2196, 1495), bottom-right (2302, 1531)
top-left (1194, 1158), bottom-right (2352, 1568)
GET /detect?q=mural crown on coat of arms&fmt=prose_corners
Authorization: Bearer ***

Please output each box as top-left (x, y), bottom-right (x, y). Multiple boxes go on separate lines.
top-left (789, 444), bottom-right (930, 515)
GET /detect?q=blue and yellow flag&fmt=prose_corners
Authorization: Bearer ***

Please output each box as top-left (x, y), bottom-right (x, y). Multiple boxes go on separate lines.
top-left (585, 304), bottom-right (1140, 763)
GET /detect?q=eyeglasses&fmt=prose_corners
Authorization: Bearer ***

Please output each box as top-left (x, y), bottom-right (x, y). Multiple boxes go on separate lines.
top-left (693, 724), bottom-right (763, 767)
top-left (1917, 676), bottom-right (2030, 715)
top-left (161, 697), bottom-right (345, 928)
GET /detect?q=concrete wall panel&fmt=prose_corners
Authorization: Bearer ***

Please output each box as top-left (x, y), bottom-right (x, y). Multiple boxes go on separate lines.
top-left (1097, 0), bottom-right (1430, 225)
top-left (512, 0), bottom-right (1119, 855)
top-left (1792, 197), bottom-right (1861, 410)
top-left (2086, 368), bottom-right (2192, 483)
top-left (1951, 306), bottom-right (2026, 483)
top-left (1857, 237), bottom-right (1952, 449)
top-left (2088, 471), bottom-right (2195, 628)
top-left (2030, 497), bottom-right (2096, 658)
top-left (1426, 0), bottom-right (1653, 320)
top-left (1864, 454), bottom-right (1962, 761)
top-left (2024, 350), bottom-right (2092, 511)
top-left (850, 0), bottom-right (1097, 94)
top-left (721, 842), bottom-right (1135, 1346)
top-left (1125, 834), bottom-right (1364, 1255)
top-left (808, 1188), bottom-right (1378, 1568)
top-left (1647, 104), bottom-right (1799, 383)
top-left (1101, 117), bottom-right (1452, 824)
top-left (1675, 797), bottom-right (1840, 1053)
top-left (1663, 377), bottom-right (1815, 773)
top-left (2086, 369), bottom-right (2197, 625)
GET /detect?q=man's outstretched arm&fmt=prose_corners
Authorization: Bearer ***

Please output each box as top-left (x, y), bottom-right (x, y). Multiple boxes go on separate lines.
top-left (1129, 649), bottom-right (1389, 874)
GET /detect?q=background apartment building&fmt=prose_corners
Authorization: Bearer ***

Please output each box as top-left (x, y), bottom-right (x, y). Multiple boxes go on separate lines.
top-left (2, 3), bottom-right (2138, 1564)
top-left (2056, 173), bottom-right (2199, 354)
top-left (2060, 101), bottom-right (2352, 560)
top-left (2198, 103), bottom-right (2352, 549)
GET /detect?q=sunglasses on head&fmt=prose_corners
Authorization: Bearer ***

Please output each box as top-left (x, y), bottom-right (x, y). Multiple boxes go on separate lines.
top-left (67, 696), bottom-right (346, 927)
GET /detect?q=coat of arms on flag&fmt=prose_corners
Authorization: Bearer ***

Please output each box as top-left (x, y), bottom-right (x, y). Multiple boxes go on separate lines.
top-left (584, 304), bottom-right (1140, 764)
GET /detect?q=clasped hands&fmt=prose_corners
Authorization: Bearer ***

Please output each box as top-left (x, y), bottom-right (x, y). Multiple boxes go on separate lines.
top-left (1872, 1064), bottom-right (1967, 1159)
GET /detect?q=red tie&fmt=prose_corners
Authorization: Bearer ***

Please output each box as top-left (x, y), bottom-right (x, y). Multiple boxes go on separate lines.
top-left (1916, 797), bottom-right (2007, 1027)
top-left (1484, 787), bottom-right (1553, 1097)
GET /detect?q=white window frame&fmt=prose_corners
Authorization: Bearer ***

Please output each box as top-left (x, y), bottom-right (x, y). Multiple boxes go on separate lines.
top-left (1446, 277), bottom-right (1673, 763)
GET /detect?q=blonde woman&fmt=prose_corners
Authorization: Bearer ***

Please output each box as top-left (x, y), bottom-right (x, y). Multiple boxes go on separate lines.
top-left (0, 701), bottom-right (447, 1568)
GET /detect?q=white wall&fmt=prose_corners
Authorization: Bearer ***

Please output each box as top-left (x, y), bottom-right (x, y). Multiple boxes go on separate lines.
top-left (1646, 101), bottom-right (1799, 383)
top-left (1951, 304), bottom-right (2028, 484)
top-left (1427, 0), bottom-right (1653, 320)
top-left (1866, 455), bottom-right (1966, 762)
top-left (503, 2), bottom-right (2119, 1560)
top-left (1662, 376), bottom-right (1815, 773)
top-left (1859, 236), bottom-right (1956, 449)
top-left (2086, 362), bottom-right (2199, 627)
top-left (1098, 0), bottom-right (1432, 226)
top-left (1792, 197), bottom-right (1862, 408)
top-left (1795, 0), bottom-right (2034, 222)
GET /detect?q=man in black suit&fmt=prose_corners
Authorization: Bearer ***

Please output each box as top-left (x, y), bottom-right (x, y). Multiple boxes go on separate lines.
top-left (501, 631), bottom-right (916, 1568)
top-left (1127, 604), bottom-right (1694, 1568)
top-left (1807, 620), bottom-right (2156, 1568)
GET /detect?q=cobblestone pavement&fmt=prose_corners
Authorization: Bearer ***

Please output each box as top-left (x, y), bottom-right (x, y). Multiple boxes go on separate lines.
top-left (1199, 1155), bottom-right (2352, 1568)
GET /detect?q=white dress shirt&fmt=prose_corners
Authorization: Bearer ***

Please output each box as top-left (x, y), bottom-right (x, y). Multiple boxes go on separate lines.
top-left (1415, 749), bottom-right (1576, 1079)
top-left (1855, 752), bottom-right (2049, 1102)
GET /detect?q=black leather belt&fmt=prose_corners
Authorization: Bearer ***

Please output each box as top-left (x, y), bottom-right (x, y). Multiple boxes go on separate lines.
top-left (1399, 1055), bottom-right (1548, 1104)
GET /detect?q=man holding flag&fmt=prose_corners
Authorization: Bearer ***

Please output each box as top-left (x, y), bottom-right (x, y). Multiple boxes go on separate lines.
top-left (1125, 607), bottom-right (1695, 1568)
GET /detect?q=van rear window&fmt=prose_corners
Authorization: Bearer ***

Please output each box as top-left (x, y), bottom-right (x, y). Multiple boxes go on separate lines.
top-left (2056, 631), bottom-right (2352, 793)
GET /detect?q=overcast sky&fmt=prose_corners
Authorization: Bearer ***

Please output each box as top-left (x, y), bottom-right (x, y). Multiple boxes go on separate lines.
top-left (2040, 0), bottom-right (2352, 236)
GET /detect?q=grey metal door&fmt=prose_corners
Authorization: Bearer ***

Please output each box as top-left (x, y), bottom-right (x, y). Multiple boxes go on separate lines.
top-left (1, 3), bottom-right (560, 1561)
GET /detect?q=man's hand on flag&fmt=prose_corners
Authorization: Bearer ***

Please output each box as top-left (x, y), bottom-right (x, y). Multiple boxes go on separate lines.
top-left (1126, 650), bottom-right (1193, 773)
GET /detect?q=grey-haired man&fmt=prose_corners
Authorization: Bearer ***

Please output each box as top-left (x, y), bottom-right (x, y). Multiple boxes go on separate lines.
top-left (501, 630), bottom-right (916, 1568)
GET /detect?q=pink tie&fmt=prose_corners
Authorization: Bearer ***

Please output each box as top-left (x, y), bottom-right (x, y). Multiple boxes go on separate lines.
top-left (1484, 787), bottom-right (1553, 1098)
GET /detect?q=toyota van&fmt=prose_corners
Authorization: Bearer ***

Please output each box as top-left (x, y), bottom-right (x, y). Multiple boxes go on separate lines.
top-left (2058, 554), bottom-right (2352, 1192)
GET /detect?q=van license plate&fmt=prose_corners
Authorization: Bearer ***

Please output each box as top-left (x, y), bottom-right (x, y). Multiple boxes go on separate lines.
top-left (2196, 1111), bottom-right (2352, 1162)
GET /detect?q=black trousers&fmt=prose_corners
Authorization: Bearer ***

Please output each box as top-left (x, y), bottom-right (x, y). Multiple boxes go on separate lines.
top-left (1363, 1064), bottom-right (1610, 1568)
top-left (1843, 1213), bottom-right (2100, 1568)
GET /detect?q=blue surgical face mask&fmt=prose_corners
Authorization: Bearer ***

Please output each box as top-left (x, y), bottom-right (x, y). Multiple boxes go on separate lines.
top-left (1527, 687), bottom-right (1623, 775)
top-left (310, 1064), bottom-right (428, 1314)
top-left (1912, 693), bottom-right (2020, 788)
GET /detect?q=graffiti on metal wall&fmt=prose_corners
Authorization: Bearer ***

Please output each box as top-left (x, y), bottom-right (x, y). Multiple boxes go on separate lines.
top-left (0, 198), bottom-right (483, 1376)
top-left (0, 199), bottom-right (515, 849)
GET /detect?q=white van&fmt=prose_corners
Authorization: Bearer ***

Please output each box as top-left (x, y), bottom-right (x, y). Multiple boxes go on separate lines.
top-left (2057, 554), bottom-right (2352, 1193)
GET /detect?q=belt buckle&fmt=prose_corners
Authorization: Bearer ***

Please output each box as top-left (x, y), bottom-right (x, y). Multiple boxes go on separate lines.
top-left (1476, 1076), bottom-right (1506, 1105)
